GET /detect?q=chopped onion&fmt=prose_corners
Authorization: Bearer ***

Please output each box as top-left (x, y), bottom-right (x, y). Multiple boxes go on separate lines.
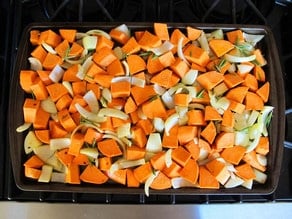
top-left (247, 110), bottom-right (260, 127)
top-left (131, 76), bottom-right (145, 87)
top-left (101, 87), bottom-right (112, 103)
top-left (76, 56), bottom-right (93, 80)
top-left (150, 41), bottom-right (174, 56)
top-left (82, 35), bottom-right (98, 51)
top-left (198, 31), bottom-right (210, 54)
top-left (111, 76), bottom-right (131, 83)
top-left (137, 107), bottom-right (147, 120)
top-left (254, 168), bottom-right (267, 184)
top-left (42, 42), bottom-right (57, 54)
top-left (144, 171), bottom-right (159, 197)
top-left (243, 32), bottom-right (264, 46)
top-left (51, 172), bottom-right (66, 183)
top-left (49, 64), bottom-right (64, 83)
top-left (237, 63), bottom-right (254, 75)
top-left (75, 103), bottom-right (106, 123)
top-left (164, 113), bottom-right (179, 136)
top-left (50, 138), bottom-right (71, 151)
top-left (122, 60), bottom-right (130, 76)
top-left (224, 53), bottom-right (256, 63)
top-left (152, 117), bottom-right (164, 133)
top-left (235, 131), bottom-right (250, 147)
top-left (114, 47), bottom-right (126, 60)
top-left (80, 147), bottom-right (99, 159)
top-left (171, 177), bottom-right (198, 189)
top-left (182, 69), bottom-right (198, 85)
top-left (146, 133), bottom-right (162, 153)
top-left (41, 97), bottom-right (57, 114)
top-left (86, 29), bottom-right (111, 40)
top-left (177, 37), bottom-right (190, 65)
top-left (241, 179), bottom-right (253, 190)
top-left (83, 90), bottom-right (99, 113)
top-left (28, 57), bottom-right (42, 71)
top-left (16, 122), bottom-right (32, 132)
top-left (117, 123), bottom-right (131, 138)
top-left (224, 176), bottom-right (244, 188)
top-left (256, 154), bottom-right (267, 166)
top-left (75, 32), bottom-right (88, 40)
top-left (62, 81), bottom-right (73, 97)
top-left (114, 24), bottom-right (130, 38)
top-left (153, 84), bottom-right (166, 95)
top-left (98, 108), bottom-right (129, 120)
top-left (161, 91), bottom-right (174, 109)
top-left (165, 149), bottom-right (172, 168)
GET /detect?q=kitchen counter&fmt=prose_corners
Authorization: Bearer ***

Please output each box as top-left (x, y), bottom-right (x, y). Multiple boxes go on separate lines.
top-left (1, 202), bottom-right (292, 219)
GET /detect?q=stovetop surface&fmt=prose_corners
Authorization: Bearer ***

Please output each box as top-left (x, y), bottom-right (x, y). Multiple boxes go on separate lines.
top-left (1, 0), bottom-right (292, 203)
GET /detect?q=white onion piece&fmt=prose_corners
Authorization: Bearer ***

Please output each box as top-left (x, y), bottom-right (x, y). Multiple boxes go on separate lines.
top-left (224, 53), bottom-right (256, 63)
top-left (188, 103), bottom-right (205, 110)
top-left (146, 133), bottom-right (162, 153)
top-left (161, 91), bottom-right (174, 109)
top-left (42, 42), bottom-right (57, 54)
top-left (228, 63), bottom-right (236, 73)
top-left (76, 56), bottom-right (93, 80)
top-left (110, 158), bottom-right (145, 175)
top-left (153, 84), bottom-right (166, 95)
top-left (114, 24), bottom-right (130, 38)
top-left (224, 176), bottom-right (244, 188)
top-left (247, 110), bottom-right (260, 127)
top-left (122, 60), bottom-right (130, 76)
top-left (101, 88), bottom-right (111, 105)
top-left (177, 37), bottom-right (190, 66)
top-left (164, 113), bottom-right (179, 136)
top-left (182, 69), bottom-right (198, 85)
top-left (171, 177), bottom-right (198, 189)
top-left (243, 32), bottom-right (264, 46)
top-left (83, 90), bottom-right (99, 113)
top-left (82, 35), bottom-right (98, 51)
top-left (256, 154), bottom-right (267, 166)
top-left (98, 108), bottom-right (129, 120)
top-left (64, 58), bottom-right (84, 65)
top-left (28, 57), bottom-right (42, 71)
top-left (51, 172), bottom-right (66, 183)
top-left (150, 41), bottom-right (174, 56)
top-left (137, 107), bottom-right (147, 120)
top-left (114, 47), bottom-right (126, 60)
top-left (50, 138), bottom-right (71, 151)
top-left (75, 103), bottom-right (106, 123)
top-left (86, 29), bottom-right (111, 40)
top-left (152, 117), bottom-right (164, 133)
top-left (16, 122), bottom-right (32, 133)
top-left (165, 149), bottom-right (172, 168)
top-left (62, 81), bottom-right (74, 97)
top-left (49, 64), bottom-right (64, 83)
top-left (41, 97), bottom-right (57, 114)
top-left (254, 168), bottom-right (267, 184)
top-left (237, 64), bottom-right (254, 74)
top-left (198, 31), bottom-right (210, 54)
top-left (75, 32), bottom-right (88, 40)
top-left (241, 179), bottom-right (253, 190)
top-left (144, 171), bottom-right (159, 197)
top-left (131, 76), bottom-right (145, 88)
top-left (80, 147), bottom-right (99, 159)
top-left (117, 123), bottom-right (131, 138)
top-left (111, 76), bottom-right (131, 83)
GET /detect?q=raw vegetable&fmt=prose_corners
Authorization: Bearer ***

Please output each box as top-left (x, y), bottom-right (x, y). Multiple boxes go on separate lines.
top-left (18, 23), bottom-right (272, 196)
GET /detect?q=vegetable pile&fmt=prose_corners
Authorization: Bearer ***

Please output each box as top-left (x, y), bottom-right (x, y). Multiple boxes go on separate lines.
top-left (18, 23), bottom-right (272, 196)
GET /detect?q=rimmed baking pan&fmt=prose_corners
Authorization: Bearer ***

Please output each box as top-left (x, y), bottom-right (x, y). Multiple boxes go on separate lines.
top-left (8, 22), bottom-right (285, 195)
